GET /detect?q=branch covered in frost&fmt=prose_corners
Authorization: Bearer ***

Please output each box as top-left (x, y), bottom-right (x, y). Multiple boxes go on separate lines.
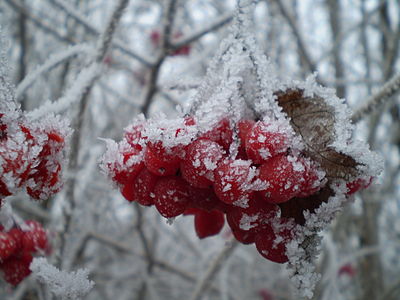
top-left (55, 0), bottom-right (130, 270)
top-left (16, 44), bottom-right (93, 100)
top-left (189, 238), bottom-right (238, 300)
top-left (30, 258), bottom-right (94, 300)
top-left (49, 0), bottom-right (152, 67)
top-left (352, 72), bottom-right (400, 123)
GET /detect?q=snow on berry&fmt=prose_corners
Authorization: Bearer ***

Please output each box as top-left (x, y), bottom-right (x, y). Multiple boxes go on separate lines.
top-left (154, 176), bottom-right (190, 218)
top-left (213, 159), bottom-right (256, 206)
top-left (245, 119), bottom-right (292, 164)
top-left (0, 232), bottom-right (17, 261)
top-left (181, 139), bottom-right (225, 188)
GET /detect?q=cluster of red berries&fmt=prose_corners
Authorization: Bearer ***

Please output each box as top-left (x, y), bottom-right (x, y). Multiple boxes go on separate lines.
top-left (0, 220), bottom-right (49, 286)
top-left (0, 112), bottom-right (67, 204)
top-left (102, 113), bottom-right (373, 263)
top-left (101, 114), bottom-right (329, 263)
top-left (150, 30), bottom-right (191, 56)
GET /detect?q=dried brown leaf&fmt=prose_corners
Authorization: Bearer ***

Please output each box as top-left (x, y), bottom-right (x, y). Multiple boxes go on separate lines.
top-left (275, 89), bottom-right (359, 181)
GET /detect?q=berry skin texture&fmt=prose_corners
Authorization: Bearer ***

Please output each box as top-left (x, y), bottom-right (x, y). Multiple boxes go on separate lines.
top-left (194, 209), bottom-right (225, 239)
top-left (0, 232), bottom-right (17, 261)
top-left (154, 176), bottom-right (190, 218)
top-left (131, 168), bottom-right (158, 206)
top-left (187, 186), bottom-right (220, 211)
top-left (21, 220), bottom-right (48, 254)
top-left (245, 121), bottom-right (289, 164)
top-left (0, 254), bottom-right (33, 286)
top-left (144, 143), bottom-right (181, 176)
top-left (255, 226), bottom-right (290, 264)
top-left (226, 198), bottom-right (279, 233)
top-left (181, 139), bottom-right (225, 188)
top-left (200, 118), bottom-right (233, 150)
top-left (258, 154), bottom-right (306, 204)
top-left (346, 177), bottom-right (372, 195)
top-left (213, 159), bottom-right (254, 205)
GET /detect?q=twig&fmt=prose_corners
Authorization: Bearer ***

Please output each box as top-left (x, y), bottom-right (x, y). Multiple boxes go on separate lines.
top-left (4, 0), bottom-right (75, 44)
top-left (48, 0), bottom-right (152, 67)
top-left (16, 44), bottom-right (92, 100)
top-left (141, 0), bottom-right (178, 117)
top-left (170, 12), bottom-right (234, 50)
top-left (351, 72), bottom-right (400, 123)
top-left (189, 238), bottom-right (238, 300)
top-left (56, 0), bottom-right (130, 270)
top-left (272, 0), bottom-right (324, 85)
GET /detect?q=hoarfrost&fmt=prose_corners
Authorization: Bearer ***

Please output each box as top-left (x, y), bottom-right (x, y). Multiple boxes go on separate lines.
top-left (30, 257), bottom-right (94, 300)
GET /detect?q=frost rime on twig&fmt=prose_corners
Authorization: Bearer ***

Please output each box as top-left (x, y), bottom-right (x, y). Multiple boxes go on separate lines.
top-left (30, 258), bottom-right (94, 300)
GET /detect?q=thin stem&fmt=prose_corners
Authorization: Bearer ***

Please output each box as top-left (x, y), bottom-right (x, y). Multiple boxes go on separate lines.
top-left (189, 238), bottom-right (238, 300)
top-left (351, 72), bottom-right (400, 123)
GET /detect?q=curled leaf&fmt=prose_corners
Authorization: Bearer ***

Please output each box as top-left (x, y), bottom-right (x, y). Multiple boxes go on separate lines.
top-left (275, 89), bottom-right (359, 181)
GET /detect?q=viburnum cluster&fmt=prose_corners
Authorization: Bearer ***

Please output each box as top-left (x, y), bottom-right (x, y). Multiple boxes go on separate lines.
top-left (100, 111), bottom-right (370, 264)
top-left (0, 103), bottom-right (69, 205)
top-left (0, 220), bottom-right (49, 286)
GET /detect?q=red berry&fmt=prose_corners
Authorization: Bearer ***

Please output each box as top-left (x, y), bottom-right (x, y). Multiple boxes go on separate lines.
top-left (181, 139), bottom-right (224, 188)
top-left (0, 254), bottom-right (32, 286)
top-left (113, 150), bottom-right (144, 186)
top-left (338, 263), bottom-right (356, 277)
top-left (200, 118), bottom-right (233, 150)
top-left (296, 157), bottom-right (325, 198)
top-left (231, 228), bottom-right (256, 244)
top-left (194, 209), bottom-right (225, 239)
top-left (245, 121), bottom-right (289, 164)
top-left (132, 168), bottom-right (158, 206)
top-left (21, 220), bottom-right (48, 254)
top-left (226, 198), bottom-right (279, 233)
top-left (144, 143), bottom-right (181, 176)
top-left (154, 176), bottom-right (190, 218)
top-left (0, 232), bottom-right (17, 261)
top-left (214, 159), bottom-right (255, 205)
top-left (187, 186), bottom-right (220, 211)
top-left (258, 154), bottom-right (307, 203)
top-left (124, 121), bottom-right (146, 151)
top-left (255, 226), bottom-right (291, 264)
top-left (346, 177), bottom-right (372, 195)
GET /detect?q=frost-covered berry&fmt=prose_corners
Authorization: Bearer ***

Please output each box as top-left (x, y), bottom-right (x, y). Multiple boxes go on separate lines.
top-left (129, 168), bottom-right (158, 206)
top-left (346, 177), bottom-right (372, 195)
top-left (258, 154), bottom-right (307, 203)
top-left (255, 226), bottom-right (291, 264)
top-left (154, 176), bottom-right (190, 218)
top-left (200, 118), bottom-right (233, 150)
top-left (194, 209), bottom-right (225, 239)
top-left (296, 157), bottom-right (325, 198)
top-left (21, 220), bottom-right (48, 254)
top-left (144, 142), bottom-right (181, 176)
top-left (226, 198), bottom-right (279, 232)
top-left (245, 121), bottom-right (289, 164)
top-left (0, 232), bottom-right (17, 261)
top-left (213, 159), bottom-right (255, 206)
top-left (0, 254), bottom-right (32, 286)
top-left (181, 139), bottom-right (225, 188)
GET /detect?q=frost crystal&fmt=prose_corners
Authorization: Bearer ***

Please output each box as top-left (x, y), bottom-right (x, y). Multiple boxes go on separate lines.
top-left (30, 258), bottom-right (94, 300)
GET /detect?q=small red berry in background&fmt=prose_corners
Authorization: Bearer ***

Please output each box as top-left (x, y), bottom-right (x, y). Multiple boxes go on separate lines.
top-left (0, 219), bottom-right (50, 286)
top-left (338, 263), bottom-right (356, 278)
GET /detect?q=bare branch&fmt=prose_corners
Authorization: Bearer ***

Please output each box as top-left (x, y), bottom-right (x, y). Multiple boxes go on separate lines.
top-left (48, 0), bottom-right (152, 67)
top-left (189, 238), bottom-right (238, 300)
top-left (351, 72), bottom-right (400, 123)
